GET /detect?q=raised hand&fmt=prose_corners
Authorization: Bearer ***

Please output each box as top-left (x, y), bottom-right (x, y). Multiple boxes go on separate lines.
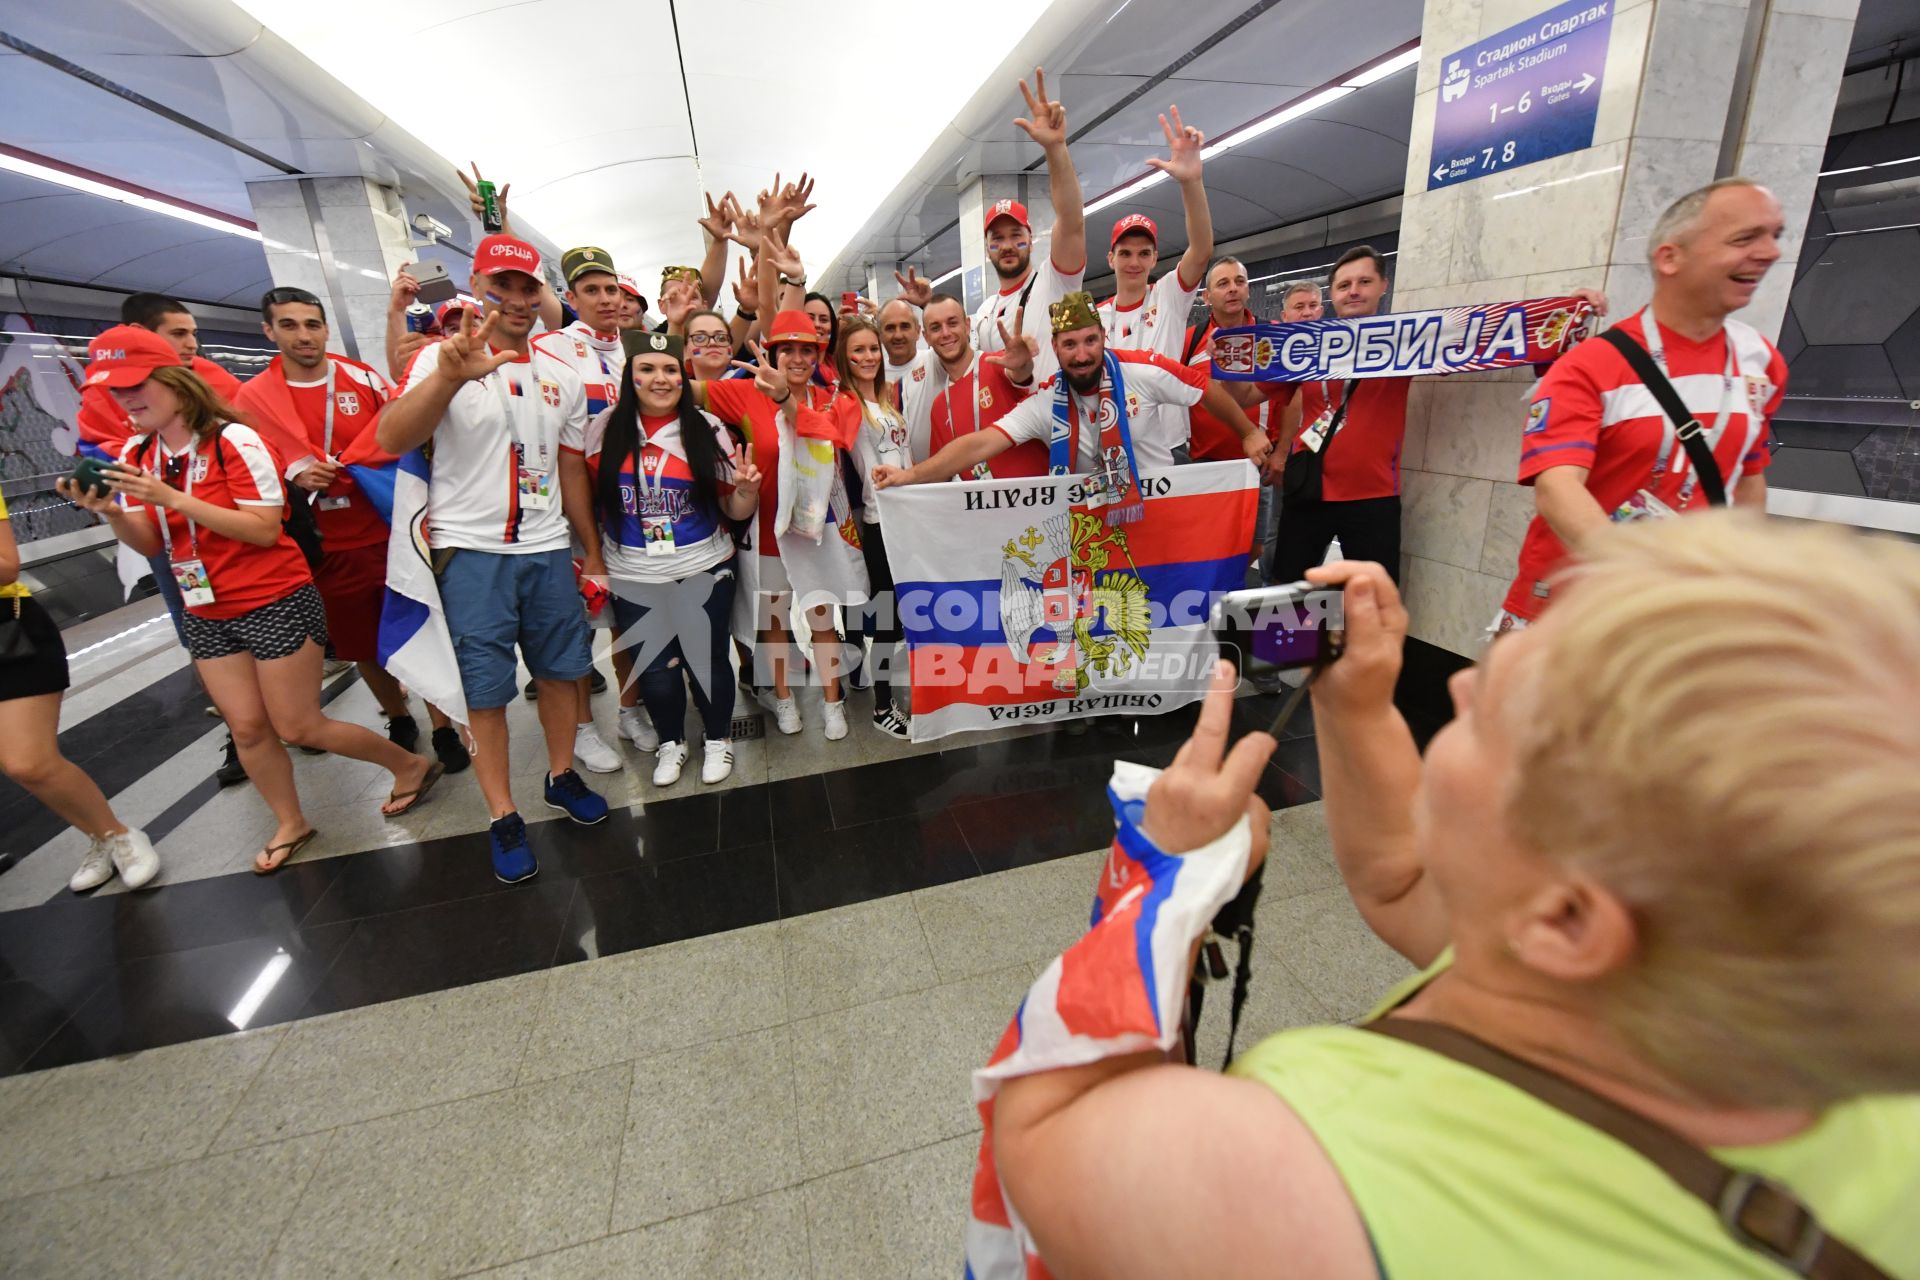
top-left (1143, 105), bottom-right (1205, 185)
top-left (780, 173), bottom-right (817, 227)
top-left (1141, 661), bottom-right (1275, 857)
top-left (697, 192), bottom-right (734, 244)
top-left (730, 341), bottom-right (789, 403)
top-left (1013, 66), bottom-right (1067, 150)
top-left (732, 456), bottom-right (763, 498)
top-left (762, 235), bottom-right (804, 283)
top-left (457, 163), bottom-right (512, 234)
top-left (982, 305), bottom-right (1038, 383)
top-left (732, 255), bottom-right (762, 314)
top-left (390, 264), bottom-right (420, 311)
top-left (662, 278), bottom-right (701, 328)
top-left (435, 307), bottom-right (515, 383)
top-left (892, 267), bottom-right (933, 308)
top-left (393, 329), bottom-right (434, 372)
top-left (726, 201), bottom-right (766, 253)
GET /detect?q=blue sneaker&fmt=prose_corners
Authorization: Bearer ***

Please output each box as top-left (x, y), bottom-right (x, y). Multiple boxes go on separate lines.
top-left (544, 768), bottom-right (609, 826)
top-left (489, 812), bottom-right (538, 884)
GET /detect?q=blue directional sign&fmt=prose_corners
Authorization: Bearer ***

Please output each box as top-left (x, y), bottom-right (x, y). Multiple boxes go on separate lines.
top-left (1428, 0), bottom-right (1614, 190)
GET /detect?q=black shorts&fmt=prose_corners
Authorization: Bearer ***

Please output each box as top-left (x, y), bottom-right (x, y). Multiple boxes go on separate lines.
top-left (0, 595), bottom-right (71, 703)
top-left (182, 583), bottom-right (329, 662)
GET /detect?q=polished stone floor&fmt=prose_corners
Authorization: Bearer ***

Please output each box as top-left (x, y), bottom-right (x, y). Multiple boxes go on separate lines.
top-left (0, 584), bottom-right (1445, 1276)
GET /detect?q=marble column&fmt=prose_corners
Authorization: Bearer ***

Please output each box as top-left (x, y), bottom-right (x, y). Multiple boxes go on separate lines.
top-left (1391, 0), bottom-right (1857, 657)
top-left (956, 175), bottom-right (1056, 315)
top-left (246, 177), bottom-right (417, 365)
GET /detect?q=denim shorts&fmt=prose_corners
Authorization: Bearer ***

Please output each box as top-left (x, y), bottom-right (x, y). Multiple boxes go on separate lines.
top-left (438, 547), bottom-right (593, 709)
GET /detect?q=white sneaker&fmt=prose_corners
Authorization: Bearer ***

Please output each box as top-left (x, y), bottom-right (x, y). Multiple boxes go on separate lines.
top-left (701, 739), bottom-right (734, 784)
top-left (105, 828), bottom-right (159, 891)
top-left (617, 704), bottom-right (660, 751)
top-left (774, 697), bottom-right (802, 735)
top-left (574, 722), bottom-right (622, 774)
top-left (652, 740), bottom-right (689, 786)
top-left (69, 836), bottom-right (116, 893)
top-left (822, 698), bottom-right (848, 741)
top-left (755, 687), bottom-right (784, 716)
top-left (871, 705), bottom-right (910, 740)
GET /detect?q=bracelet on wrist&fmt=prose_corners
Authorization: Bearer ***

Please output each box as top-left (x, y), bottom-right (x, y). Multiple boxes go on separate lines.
top-left (772, 388), bottom-right (792, 404)
top-left (735, 308), bottom-right (757, 321)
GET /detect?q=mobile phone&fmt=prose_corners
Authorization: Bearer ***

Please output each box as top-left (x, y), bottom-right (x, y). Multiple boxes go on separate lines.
top-left (1210, 580), bottom-right (1345, 673)
top-left (68, 455), bottom-right (114, 499)
top-left (412, 260), bottom-right (458, 305)
top-left (840, 291), bottom-right (859, 312)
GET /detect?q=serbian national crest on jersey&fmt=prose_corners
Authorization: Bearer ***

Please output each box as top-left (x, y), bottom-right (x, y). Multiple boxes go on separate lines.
top-left (912, 366), bottom-right (927, 383)
top-left (540, 380), bottom-right (561, 407)
top-left (1745, 376), bottom-right (1772, 420)
top-left (573, 340), bottom-right (588, 359)
top-left (999, 510), bottom-right (1151, 695)
top-left (979, 385), bottom-right (994, 410)
top-left (334, 391), bottom-right (360, 417)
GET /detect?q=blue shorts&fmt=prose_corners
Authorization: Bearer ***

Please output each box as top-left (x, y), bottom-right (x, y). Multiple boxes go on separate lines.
top-left (438, 547), bottom-right (592, 709)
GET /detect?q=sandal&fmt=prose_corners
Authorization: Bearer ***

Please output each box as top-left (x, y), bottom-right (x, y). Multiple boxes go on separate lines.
top-left (254, 828), bottom-right (318, 875)
top-left (382, 760), bottom-right (447, 817)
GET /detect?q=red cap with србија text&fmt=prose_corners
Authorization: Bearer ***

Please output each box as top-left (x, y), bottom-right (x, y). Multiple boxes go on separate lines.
top-left (472, 234), bottom-right (542, 280)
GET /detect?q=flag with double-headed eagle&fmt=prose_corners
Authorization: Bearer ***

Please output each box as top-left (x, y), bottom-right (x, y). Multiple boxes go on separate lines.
top-left (876, 461), bottom-right (1256, 741)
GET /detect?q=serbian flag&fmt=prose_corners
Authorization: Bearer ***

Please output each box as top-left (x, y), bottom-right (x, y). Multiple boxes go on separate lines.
top-left (965, 760), bottom-right (1255, 1279)
top-left (875, 461), bottom-right (1256, 742)
top-left (1212, 295), bottom-right (1597, 382)
top-left (335, 431), bottom-right (466, 724)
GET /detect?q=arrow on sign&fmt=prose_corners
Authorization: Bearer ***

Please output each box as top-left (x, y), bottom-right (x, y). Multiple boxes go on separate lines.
top-left (1433, 164), bottom-right (1448, 181)
top-left (1576, 72), bottom-right (1596, 93)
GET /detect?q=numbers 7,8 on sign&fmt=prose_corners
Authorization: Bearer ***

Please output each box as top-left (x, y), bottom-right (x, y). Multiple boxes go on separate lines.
top-left (1480, 140), bottom-right (1519, 169)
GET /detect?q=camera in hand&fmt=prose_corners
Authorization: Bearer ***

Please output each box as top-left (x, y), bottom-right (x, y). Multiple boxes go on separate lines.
top-left (68, 455), bottom-right (115, 500)
top-left (1210, 581), bottom-right (1345, 674)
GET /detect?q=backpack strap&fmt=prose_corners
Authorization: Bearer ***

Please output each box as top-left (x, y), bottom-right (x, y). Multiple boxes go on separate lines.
top-left (1598, 327), bottom-right (1727, 507)
top-left (1361, 1017), bottom-right (1891, 1279)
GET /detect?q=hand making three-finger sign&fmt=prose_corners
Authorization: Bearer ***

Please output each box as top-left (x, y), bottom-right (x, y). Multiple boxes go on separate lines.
top-left (436, 307), bottom-right (515, 383)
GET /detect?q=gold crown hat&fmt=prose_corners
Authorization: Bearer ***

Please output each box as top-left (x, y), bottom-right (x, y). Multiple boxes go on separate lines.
top-left (660, 265), bottom-right (703, 288)
top-left (1048, 290), bottom-right (1101, 336)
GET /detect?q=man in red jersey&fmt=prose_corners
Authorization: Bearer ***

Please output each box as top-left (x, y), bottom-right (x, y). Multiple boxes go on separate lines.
top-left (921, 293), bottom-right (1042, 478)
top-left (1495, 178), bottom-right (1786, 630)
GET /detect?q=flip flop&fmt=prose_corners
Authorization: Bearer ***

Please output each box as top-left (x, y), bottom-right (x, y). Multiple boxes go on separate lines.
top-left (382, 760), bottom-right (447, 817)
top-left (254, 828), bottom-right (318, 876)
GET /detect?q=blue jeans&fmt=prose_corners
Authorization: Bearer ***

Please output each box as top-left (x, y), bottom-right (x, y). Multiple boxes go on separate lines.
top-left (609, 565), bottom-right (738, 744)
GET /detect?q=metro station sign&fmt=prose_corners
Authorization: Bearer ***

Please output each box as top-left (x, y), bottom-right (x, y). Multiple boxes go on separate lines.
top-left (1427, 0), bottom-right (1614, 191)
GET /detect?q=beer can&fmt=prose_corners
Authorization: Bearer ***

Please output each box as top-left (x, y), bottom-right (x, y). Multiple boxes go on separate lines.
top-left (405, 302), bottom-right (434, 334)
top-left (476, 179), bottom-right (502, 234)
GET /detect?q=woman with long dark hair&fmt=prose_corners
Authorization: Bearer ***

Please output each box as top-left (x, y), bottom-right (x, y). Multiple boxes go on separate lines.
top-left (831, 316), bottom-right (911, 738)
top-left (62, 327), bottom-right (443, 873)
top-left (560, 333), bottom-right (761, 786)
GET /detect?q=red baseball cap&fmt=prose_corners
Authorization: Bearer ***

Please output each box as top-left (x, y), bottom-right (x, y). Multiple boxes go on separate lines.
top-left (84, 325), bottom-right (179, 388)
top-left (616, 272), bottom-right (645, 302)
top-left (984, 198), bottom-right (1031, 233)
top-left (765, 309), bottom-right (826, 348)
top-left (1110, 213), bottom-right (1159, 247)
top-left (435, 296), bottom-right (480, 327)
top-left (472, 234), bottom-right (542, 280)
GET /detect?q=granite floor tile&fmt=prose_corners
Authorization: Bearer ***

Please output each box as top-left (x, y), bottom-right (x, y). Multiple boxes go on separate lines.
top-left (802, 1134), bottom-right (977, 1280)
top-left (1260, 886), bottom-right (1418, 1022)
top-left (780, 894), bottom-right (941, 1019)
top-left (910, 850), bottom-right (1104, 982)
top-left (611, 1026), bottom-right (799, 1230)
top-left (775, 809), bottom-right (979, 916)
top-left (519, 925), bottom-right (786, 1083)
top-left (1257, 802), bottom-right (1346, 905)
top-left (266, 1063), bottom-right (629, 1278)
top-left (0, 1133), bottom-right (329, 1279)
top-left (1191, 946), bottom-right (1336, 1069)
top-left (473, 1187), bottom-right (810, 1278)
top-left (0, 1026), bottom-right (284, 1201)
top-left (212, 971), bottom-right (552, 1153)
top-left (0, 964), bottom-right (107, 1075)
top-left (787, 964), bottom-right (1029, 1178)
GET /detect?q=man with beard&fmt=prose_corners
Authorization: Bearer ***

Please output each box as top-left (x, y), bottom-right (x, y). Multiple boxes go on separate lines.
top-left (239, 287), bottom-right (470, 772)
top-left (378, 234), bottom-right (606, 885)
top-left (872, 292), bottom-right (1266, 491)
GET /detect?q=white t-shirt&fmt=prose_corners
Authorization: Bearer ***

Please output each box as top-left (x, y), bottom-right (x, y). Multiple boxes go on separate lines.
top-left (991, 351), bottom-right (1207, 473)
top-left (531, 322), bottom-right (625, 419)
top-left (1099, 268), bottom-right (1203, 461)
top-left (895, 347), bottom-right (947, 464)
top-left (846, 395), bottom-right (913, 526)
top-left (399, 343), bottom-right (585, 554)
top-left (973, 251), bottom-right (1084, 383)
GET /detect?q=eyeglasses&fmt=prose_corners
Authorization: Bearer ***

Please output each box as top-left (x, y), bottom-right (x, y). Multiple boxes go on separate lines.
top-left (687, 333), bottom-right (731, 347)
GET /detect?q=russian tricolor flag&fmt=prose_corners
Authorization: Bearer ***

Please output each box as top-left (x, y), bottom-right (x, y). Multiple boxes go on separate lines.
top-left (875, 461), bottom-right (1257, 742)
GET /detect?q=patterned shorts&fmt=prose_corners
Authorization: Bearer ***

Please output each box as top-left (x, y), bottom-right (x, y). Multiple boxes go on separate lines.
top-left (182, 582), bottom-right (330, 663)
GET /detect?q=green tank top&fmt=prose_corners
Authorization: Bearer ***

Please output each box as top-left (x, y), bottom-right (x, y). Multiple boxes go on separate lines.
top-left (1228, 954), bottom-right (1920, 1278)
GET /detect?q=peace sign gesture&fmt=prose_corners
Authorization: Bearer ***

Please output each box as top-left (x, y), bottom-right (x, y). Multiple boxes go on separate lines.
top-left (1142, 661), bottom-right (1275, 857)
top-left (1014, 66), bottom-right (1067, 150)
top-left (982, 304), bottom-right (1038, 384)
top-left (730, 341), bottom-right (791, 404)
top-left (456, 162), bottom-right (512, 234)
top-left (1143, 105), bottom-right (1206, 185)
top-left (435, 306), bottom-right (515, 384)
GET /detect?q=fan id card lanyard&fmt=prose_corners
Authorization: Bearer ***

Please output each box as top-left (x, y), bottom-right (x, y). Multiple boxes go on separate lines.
top-left (495, 364), bottom-right (557, 510)
top-left (153, 446), bottom-right (216, 606)
top-left (315, 361), bottom-right (352, 511)
top-left (1296, 380), bottom-right (1344, 453)
top-left (636, 443), bottom-right (677, 557)
top-left (1614, 311), bottom-right (1738, 523)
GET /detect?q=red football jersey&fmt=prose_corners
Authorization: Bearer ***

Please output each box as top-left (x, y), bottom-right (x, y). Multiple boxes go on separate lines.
top-left (238, 355), bottom-right (394, 552)
top-left (927, 357), bottom-right (1044, 478)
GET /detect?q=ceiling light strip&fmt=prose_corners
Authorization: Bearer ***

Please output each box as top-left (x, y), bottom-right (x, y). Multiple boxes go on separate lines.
top-left (0, 144), bottom-right (262, 240)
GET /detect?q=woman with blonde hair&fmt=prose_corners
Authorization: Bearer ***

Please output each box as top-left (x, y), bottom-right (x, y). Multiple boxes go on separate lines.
top-left (831, 315), bottom-right (911, 738)
top-left (61, 327), bottom-right (443, 874)
top-left (978, 510), bottom-right (1920, 1279)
